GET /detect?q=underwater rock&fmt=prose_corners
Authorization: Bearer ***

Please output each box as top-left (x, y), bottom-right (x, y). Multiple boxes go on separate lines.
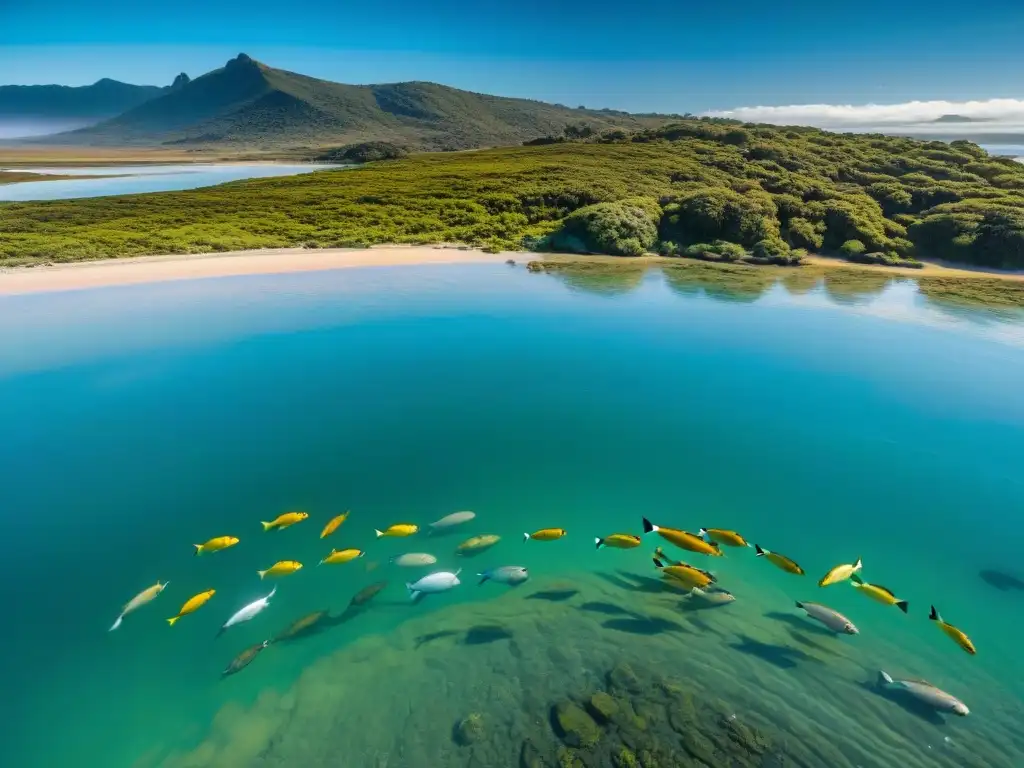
top-left (519, 739), bottom-right (553, 768)
top-left (612, 747), bottom-right (639, 768)
top-left (587, 691), bottom-right (619, 723)
top-left (607, 662), bottom-right (643, 696)
top-left (553, 701), bottom-right (601, 748)
top-left (454, 713), bottom-right (485, 746)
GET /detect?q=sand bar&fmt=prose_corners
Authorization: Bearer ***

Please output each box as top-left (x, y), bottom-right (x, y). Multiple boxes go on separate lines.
top-left (0, 245), bottom-right (517, 295)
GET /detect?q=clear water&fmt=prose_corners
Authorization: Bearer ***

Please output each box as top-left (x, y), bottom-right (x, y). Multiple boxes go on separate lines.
top-left (0, 163), bottom-right (341, 201)
top-left (1, 263), bottom-right (1023, 768)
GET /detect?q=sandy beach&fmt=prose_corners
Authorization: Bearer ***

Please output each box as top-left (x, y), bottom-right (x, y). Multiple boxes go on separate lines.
top-left (0, 245), bottom-right (517, 295)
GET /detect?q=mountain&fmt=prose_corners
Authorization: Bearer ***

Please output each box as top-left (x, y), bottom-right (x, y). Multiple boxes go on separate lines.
top-left (0, 75), bottom-right (184, 139)
top-left (46, 53), bottom-right (676, 150)
top-left (930, 114), bottom-right (990, 124)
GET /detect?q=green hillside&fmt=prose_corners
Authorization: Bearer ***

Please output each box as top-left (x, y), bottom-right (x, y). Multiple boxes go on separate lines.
top-left (4, 119), bottom-right (1024, 274)
top-left (50, 54), bottom-right (676, 150)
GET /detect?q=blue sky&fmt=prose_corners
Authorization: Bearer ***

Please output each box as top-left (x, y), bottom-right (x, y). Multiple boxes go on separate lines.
top-left (2, 0), bottom-right (1024, 113)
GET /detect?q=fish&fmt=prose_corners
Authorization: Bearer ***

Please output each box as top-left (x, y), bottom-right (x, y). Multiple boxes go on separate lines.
top-left (641, 518), bottom-right (722, 557)
top-left (850, 574), bottom-right (908, 613)
top-left (929, 606), bottom-right (976, 655)
top-left (390, 553), bottom-right (438, 567)
top-left (257, 560), bottom-right (303, 579)
top-left (261, 511), bottom-right (309, 532)
top-left (818, 558), bottom-right (863, 587)
top-left (753, 544), bottom-right (804, 575)
top-left (272, 610), bottom-right (329, 642)
top-left (877, 671), bottom-right (969, 716)
top-left (318, 549), bottom-right (364, 566)
top-left (684, 586), bottom-right (736, 606)
top-left (652, 557), bottom-right (715, 590)
top-left (654, 546), bottom-right (682, 566)
top-left (456, 534), bottom-right (501, 556)
top-left (427, 511), bottom-right (476, 533)
top-left (221, 640), bottom-right (269, 677)
top-left (320, 511), bottom-right (350, 539)
top-left (523, 528), bottom-right (567, 542)
top-left (349, 580), bottom-right (389, 607)
top-left (595, 534), bottom-right (641, 550)
top-left (698, 528), bottom-right (749, 548)
top-left (406, 569), bottom-right (462, 600)
top-left (193, 536), bottom-right (239, 556)
top-left (218, 586), bottom-right (277, 637)
top-left (375, 523), bottom-right (419, 538)
top-left (109, 581), bottom-right (169, 631)
top-left (167, 589), bottom-right (216, 626)
top-left (478, 566), bottom-right (529, 586)
top-left (795, 601), bottom-right (859, 634)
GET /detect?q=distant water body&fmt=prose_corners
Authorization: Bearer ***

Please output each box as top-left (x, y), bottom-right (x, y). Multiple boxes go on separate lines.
top-left (0, 263), bottom-right (1023, 767)
top-left (0, 163), bottom-right (341, 201)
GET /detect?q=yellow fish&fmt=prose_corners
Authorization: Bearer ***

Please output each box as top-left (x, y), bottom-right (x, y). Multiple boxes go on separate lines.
top-left (261, 512), bottom-right (309, 531)
top-left (258, 560), bottom-right (304, 579)
top-left (930, 606), bottom-right (976, 655)
top-left (754, 545), bottom-right (804, 575)
top-left (193, 536), bottom-right (239, 556)
top-left (642, 518), bottom-right (722, 557)
top-left (850, 574), bottom-right (908, 613)
top-left (818, 558), bottom-right (863, 587)
top-left (319, 548), bottom-right (364, 565)
top-left (167, 589), bottom-right (215, 626)
top-left (652, 557), bottom-right (715, 590)
top-left (524, 528), bottom-right (567, 542)
top-left (595, 534), bottom-right (641, 550)
top-left (320, 511), bottom-right (350, 539)
top-left (699, 528), bottom-right (749, 548)
top-left (375, 523), bottom-right (419, 538)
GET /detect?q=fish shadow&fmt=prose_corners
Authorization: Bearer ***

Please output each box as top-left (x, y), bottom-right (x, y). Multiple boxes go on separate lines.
top-left (729, 634), bottom-right (811, 669)
top-left (859, 679), bottom-right (947, 726)
top-left (526, 589), bottom-right (579, 602)
top-left (764, 611), bottom-right (837, 638)
top-left (578, 601), bottom-right (632, 616)
top-left (978, 569), bottom-right (1024, 592)
top-left (594, 570), bottom-right (675, 595)
top-left (602, 615), bottom-right (688, 636)
top-left (414, 629), bottom-right (460, 649)
top-left (463, 625), bottom-right (514, 645)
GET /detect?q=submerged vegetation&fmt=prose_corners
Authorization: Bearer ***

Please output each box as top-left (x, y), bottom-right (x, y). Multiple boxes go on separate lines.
top-left (4, 119), bottom-right (1024, 270)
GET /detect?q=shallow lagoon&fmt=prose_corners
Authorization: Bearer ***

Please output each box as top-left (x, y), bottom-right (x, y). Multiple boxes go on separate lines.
top-left (1, 261), bottom-right (1023, 767)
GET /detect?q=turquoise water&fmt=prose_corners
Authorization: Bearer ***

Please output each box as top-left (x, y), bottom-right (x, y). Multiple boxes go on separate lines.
top-left (0, 163), bottom-right (341, 201)
top-left (1, 263), bottom-right (1023, 767)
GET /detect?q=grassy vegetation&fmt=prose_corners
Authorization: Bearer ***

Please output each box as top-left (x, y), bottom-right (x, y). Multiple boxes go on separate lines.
top-left (4, 118), bottom-right (1024, 283)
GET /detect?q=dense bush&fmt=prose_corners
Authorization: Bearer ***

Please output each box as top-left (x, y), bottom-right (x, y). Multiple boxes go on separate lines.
top-left (548, 198), bottom-right (659, 256)
top-left (316, 141), bottom-right (409, 163)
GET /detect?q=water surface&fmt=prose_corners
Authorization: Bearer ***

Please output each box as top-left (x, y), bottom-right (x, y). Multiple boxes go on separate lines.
top-left (1, 263), bottom-right (1022, 767)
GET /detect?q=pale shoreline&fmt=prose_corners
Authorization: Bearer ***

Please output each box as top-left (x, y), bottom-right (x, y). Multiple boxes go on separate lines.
top-left (0, 245), bottom-right (518, 295)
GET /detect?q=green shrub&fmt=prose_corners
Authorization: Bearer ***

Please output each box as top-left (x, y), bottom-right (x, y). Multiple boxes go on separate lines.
top-left (840, 239), bottom-right (867, 257)
top-left (549, 199), bottom-right (659, 256)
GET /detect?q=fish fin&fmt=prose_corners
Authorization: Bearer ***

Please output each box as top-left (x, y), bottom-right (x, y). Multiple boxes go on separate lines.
top-left (523, 532), bottom-right (530, 542)
top-left (268, 585), bottom-right (278, 599)
top-left (167, 616), bottom-right (179, 626)
top-left (754, 544), bottom-right (766, 556)
top-left (929, 605), bottom-right (941, 622)
top-left (374, 529), bottom-right (384, 538)
top-left (594, 537), bottom-right (603, 549)
top-left (698, 528), bottom-right (708, 536)
top-left (261, 521), bottom-right (272, 531)
top-left (258, 570), bottom-right (267, 580)
top-left (193, 544), bottom-right (203, 556)
top-left (477, 573), bottom-right (489, 585)
top-left (642, 517), bottom-right (655, 534)
top-left (896, 600), bottom-right (909, 614)
top-left (652, 557), bottom-right (664, 569)
top-left (854, 557), bottom-right (863, 571)
top-left (216, 625), bottom-right (226, 638)
top-left (850, 573), bottom-right (864, 585)
top-left (109, 614), bottom-right (123, 632)
top-left (358, 551), bottom-right (365, 557)
top-left (795, 601), bottom-right (804, 609)
top-left (878, 670), bottom-right (894, 687)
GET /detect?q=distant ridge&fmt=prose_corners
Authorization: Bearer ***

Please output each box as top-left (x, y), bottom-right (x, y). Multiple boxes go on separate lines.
top-left (42, 53), bottom-right (677, 150)
top-left (0, 78), bottom-right (168, 119)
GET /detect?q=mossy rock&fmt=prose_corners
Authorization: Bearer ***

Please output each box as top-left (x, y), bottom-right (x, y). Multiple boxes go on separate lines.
top-left (555, 746), bottom-right (584, 768)
top-left (519, 739), bottom-right (553, 768)
top-left (607, 662), bottom-right (643, 695)
top-left (453, 712), bottom-right (485, 746)
top-left (552, 701), bottom-right (601, 749)
top-left (586, 691), bottom-right (619, 723)
top-left (680, 728), bottom-right (719, 764)
top-left (613, 747), bottom-right (640, 768)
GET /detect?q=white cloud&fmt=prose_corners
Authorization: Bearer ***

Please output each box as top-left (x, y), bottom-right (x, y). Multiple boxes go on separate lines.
top-left (706, 98), bottom-right (1024, 133)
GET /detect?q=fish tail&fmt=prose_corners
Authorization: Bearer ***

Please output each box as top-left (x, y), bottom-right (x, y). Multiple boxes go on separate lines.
top-left (522, 532), bottom-right (530, 542)
top-left (698, 528), bottom-right (708, 536)
top-left (642, 517), bottom-right (655, 534)
top-left (877, 670), bottom-right (894, 687)
top-left (795, 601), bottom-right (804, 609)
top-left (652, 557), bottom-right (664, 569)
top-left (850, 573), bottom-right (864, 586)
top-left (317, 559), bottom-right (324, 566)
top-left (216, 625), bottom-right (226, 638)
top-left (261, 521), bottom-right (273, 531)
top-left (754, 544), bottom-right (766, 556)
top-left (896, 600), bottom-right (909, 614)
top-left (374, 529), bottom-right (385, 538)
top-left (854, 557), bottom-right (863, 571)
top-left (109, 614), bottom-right (124, 632)
top-left (193, 544), bottom-right (203, 556)
top-left (477, 573), bottom-right (489, 585)
top-left (594, 537), bottom-right (604, 549)
top-left (929, 605), bottom-right (941, 622)
top-left (258, 569), bottom-right (267, 580)
top-left (358, 551), bottom-right (365, 557)
top-left (268, 585), bottom-right (278, 599)
top-left (167, 616), bottom-right (179, 627)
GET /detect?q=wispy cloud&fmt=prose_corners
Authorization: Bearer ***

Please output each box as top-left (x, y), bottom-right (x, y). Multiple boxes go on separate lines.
top-left (706, 98), bottom-right (1024, 133)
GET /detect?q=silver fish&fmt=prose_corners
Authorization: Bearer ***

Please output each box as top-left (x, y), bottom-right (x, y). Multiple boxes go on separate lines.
top-left (878, 671), bottom-right (968, 716)
top-left (685, 586), bottom-right (735, 606)
top-left (795, 601), bottom-right (858, 634)
top-left (478, 566), bottom-right (529, 586)
top-left (218, 586), bottom-right (277, 637)
top-left (428, 511), bottom-right (476, 532)
top-left (391, 553), bottom-right (438, 567)
top-left (406, 569), bottom-right (462, 599)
